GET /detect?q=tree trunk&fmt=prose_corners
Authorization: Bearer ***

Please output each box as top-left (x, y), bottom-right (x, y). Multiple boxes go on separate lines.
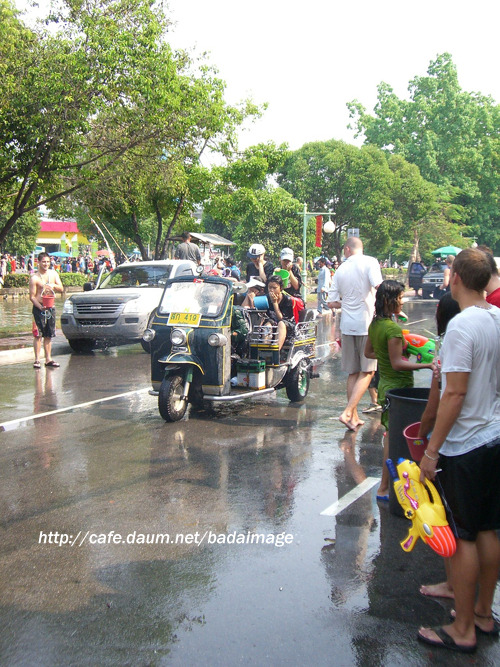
top-left (160, 194), bottom-right (186, 259)
top-left (153, 200), bottom-right (163, 260)
top-left (130, 212), bottom-right (148, 260)
top-left (410, 227), bottom-right (420, 263)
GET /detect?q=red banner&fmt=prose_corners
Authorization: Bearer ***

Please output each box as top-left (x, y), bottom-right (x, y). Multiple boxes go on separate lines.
top-left (315, 215), bottom-right (323, 247)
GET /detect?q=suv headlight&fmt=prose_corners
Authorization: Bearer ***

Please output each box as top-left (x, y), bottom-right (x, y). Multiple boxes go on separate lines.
top-left (62, 299), bottom-right (74, 314)
top-left (123, 297), bottom-right (141, 313)
top-left (171, 329), bottom-right (187, 346)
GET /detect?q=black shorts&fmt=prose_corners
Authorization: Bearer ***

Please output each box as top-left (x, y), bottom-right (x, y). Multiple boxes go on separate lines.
top-left (33, 306), bottom-right (56, 339)
top-left (439, 438), bottom-right (500, 541)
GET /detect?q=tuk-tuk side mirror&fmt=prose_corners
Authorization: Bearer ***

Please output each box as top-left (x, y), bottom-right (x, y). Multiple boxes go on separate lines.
top-left (196, 265), bottom-right (204, 275)
top-left (83, 282), bottom-right (95, 291)
top-left (231, 281), bottom-right (247, 294)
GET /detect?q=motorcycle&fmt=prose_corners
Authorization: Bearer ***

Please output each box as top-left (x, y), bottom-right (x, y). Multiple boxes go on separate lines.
top-left (144, 274), bottom-right (322, 422)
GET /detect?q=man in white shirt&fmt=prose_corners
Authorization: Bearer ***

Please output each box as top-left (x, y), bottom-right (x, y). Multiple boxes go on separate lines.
top-left (418, 248), bottom-right (500, 653)
top-left (316, 257), bottom-right (331, 314)
top-left (327, 237), bottom-right (382, 430)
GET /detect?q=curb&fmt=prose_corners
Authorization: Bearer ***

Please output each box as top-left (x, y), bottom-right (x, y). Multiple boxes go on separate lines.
top-left (0, 339), bottom-right (71, 366)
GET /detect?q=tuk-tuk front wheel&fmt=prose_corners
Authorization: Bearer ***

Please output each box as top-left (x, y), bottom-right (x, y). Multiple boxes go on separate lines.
top-left (159, 375), bottom-right (188, 422)
top-left (286, 360), bottom-right (310, 402)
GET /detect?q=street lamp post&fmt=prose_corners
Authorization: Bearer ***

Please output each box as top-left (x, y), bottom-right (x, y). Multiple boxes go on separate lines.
top-left (300, 202), bottom-right (335, 301)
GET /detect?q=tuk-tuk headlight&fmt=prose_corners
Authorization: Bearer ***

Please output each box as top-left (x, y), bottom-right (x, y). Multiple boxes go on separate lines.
top-left (171, 329), bottom-right (187, 346)
top-left (143, 328), bottom-right (156, 343)
top-left (208, 333), bottom-right (227, 347)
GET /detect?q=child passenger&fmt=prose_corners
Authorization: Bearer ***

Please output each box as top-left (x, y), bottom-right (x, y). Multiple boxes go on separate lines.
top-left (364, 280), bottom-right (434, 500)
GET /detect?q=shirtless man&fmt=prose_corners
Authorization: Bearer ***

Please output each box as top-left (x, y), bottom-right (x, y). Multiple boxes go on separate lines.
top-left (29, 253), bottom-right (64, 369)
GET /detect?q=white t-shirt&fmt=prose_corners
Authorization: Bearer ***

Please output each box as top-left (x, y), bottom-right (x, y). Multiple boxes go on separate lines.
top-left (439, 305), bottom-right (500, 456)
top-left (317, 265), bottom-right (331, 292)
top-left (327, 254), bottom-right (382, 335)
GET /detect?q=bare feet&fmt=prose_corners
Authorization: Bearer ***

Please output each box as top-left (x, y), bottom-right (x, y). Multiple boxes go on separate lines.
top-left (338, 415), bottom-right (358, 431)
top-left (419, 581), bottom-right (454, 599)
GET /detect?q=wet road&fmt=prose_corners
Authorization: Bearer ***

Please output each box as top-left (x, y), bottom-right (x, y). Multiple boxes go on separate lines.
top-left (1, 300), bottom-right (499, 666)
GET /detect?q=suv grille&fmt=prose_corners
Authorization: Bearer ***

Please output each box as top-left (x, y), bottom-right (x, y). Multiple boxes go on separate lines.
top-left (75, 303), bottom-right (122, 315)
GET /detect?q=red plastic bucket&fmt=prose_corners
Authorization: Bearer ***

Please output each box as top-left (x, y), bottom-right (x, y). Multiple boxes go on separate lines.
top-left (41, 286), bottom-right (55, 309)
top-left (403, 422), bottom-right (428, 462)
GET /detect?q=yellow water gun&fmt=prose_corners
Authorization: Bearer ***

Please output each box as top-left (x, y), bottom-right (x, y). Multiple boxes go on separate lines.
top-left (386, 458), bottom-right (456, 557)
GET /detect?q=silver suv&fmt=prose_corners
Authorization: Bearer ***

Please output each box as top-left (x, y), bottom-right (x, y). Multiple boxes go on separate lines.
top-left (61, 260), bottom-right (196, 352)
top-left (421, 262), bottom-right (446, 299)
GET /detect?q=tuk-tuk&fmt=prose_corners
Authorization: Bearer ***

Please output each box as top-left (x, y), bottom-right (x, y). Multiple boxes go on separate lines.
top-left (144, 274), bottom-right (321, 421)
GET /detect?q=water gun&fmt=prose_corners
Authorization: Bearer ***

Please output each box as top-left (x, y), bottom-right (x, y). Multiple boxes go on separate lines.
top-left (402, 330), bottom-right (435, 363)
top-left (386, 458), bottom-right (456, 557)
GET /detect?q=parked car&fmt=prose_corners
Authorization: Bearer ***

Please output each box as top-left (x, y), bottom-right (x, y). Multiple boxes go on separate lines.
top-left (421, 262), bottom-right (446, 299)
top-left (407, 261), bottom-right (427, 294)
top-left (61, 260), bottom-right (197, 352)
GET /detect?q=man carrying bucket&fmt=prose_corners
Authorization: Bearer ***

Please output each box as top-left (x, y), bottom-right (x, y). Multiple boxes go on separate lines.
top-left (29, 252), bottom-right (64, 369)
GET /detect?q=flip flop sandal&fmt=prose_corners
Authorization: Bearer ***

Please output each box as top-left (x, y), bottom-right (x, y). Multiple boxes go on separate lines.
top-left (417, 626), bottom-right (476, 653)
top-left (33, 361), bottom-right (41, 369)
top-left (45, 360), bottom-right (60, 367)
top-left (450, 609), bottom-right (500, 637)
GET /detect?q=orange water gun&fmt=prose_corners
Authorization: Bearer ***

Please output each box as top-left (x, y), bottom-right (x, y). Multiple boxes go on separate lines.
top-left (402, 330), bottom-right (435, 364)
top-left (386, 458), bottom-right (456, 557)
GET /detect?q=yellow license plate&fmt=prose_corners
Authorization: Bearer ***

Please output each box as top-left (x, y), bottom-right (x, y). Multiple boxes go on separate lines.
top-left (167, 312), bottom-right (202, 327)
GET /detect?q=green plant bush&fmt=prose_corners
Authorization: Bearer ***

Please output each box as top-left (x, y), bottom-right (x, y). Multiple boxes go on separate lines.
top-left (60, 273), bottom-right (89, 286)
top-left (3, 273), bottom-right (29, 287)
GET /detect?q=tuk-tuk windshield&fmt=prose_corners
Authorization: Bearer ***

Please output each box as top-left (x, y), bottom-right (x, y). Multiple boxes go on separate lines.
top-left (158, 281), bottom-right (228, 318)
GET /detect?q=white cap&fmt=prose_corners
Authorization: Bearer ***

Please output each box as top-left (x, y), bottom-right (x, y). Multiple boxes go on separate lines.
top-left (246, 277), bottom-right (266, 289)
top-left (280, 247), bottom-right (294, 261)
top-left (247, 243), bottom-right (265, 259)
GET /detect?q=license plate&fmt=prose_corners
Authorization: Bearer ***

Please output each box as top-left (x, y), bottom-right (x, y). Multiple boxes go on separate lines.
top-left (167, 312), bottom-right (201, 327)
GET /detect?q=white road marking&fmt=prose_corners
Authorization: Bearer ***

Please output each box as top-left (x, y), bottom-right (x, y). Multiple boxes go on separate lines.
top-left (320, 477), bottom-right (380, 516)
top-left (405, 318), bottom-right (428, 326)
top-left (0, 388), bottom-right (151, 430)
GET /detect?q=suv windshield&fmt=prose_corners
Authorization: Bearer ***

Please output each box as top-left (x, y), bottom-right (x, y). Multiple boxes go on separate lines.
top-left (159, 281), bottom-right (228, 318)
top-left (99, 265), bottom-right (173, 289)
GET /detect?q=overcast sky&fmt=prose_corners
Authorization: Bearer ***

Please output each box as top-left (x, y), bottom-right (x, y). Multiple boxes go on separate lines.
top-left (18, 0), bottom-right (500, 152)
top-left (165, 0), bottom-right (500, 150)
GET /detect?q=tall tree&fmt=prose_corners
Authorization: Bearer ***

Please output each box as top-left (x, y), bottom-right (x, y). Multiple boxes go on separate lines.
top-left (348, 54), bottom-right (500, 250)
top-left (277, 140), bottom-right (398, 260)
top-left (0, 0), bottom-right (257, 247)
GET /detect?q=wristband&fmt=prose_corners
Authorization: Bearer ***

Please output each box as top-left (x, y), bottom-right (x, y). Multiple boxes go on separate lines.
top-left (424, 449), bottom-right (439, 461)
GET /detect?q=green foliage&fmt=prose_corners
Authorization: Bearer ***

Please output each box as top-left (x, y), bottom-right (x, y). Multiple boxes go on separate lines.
top-left (0, 0), bottom-right (260, 252)
top-left (60, 273), bottom-right (88, 286)
top-left (3, 273), bottom-right (29, 287)
top-left (2, 209), bottom-right (40, 255)
top-left (348, 53), bottom-right (500, 250)
top-left (278, 140), bottom-right (400, 260)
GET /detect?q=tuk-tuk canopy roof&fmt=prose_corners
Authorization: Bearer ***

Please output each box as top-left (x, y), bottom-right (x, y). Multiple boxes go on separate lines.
top-left (189, 232), bottom-right (236, 247)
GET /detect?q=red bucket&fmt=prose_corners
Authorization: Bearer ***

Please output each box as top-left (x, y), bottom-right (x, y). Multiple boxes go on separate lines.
top-left (403, 422), bottom-right (428, 462)
top-left (41, 286), bottom-right (55, 309)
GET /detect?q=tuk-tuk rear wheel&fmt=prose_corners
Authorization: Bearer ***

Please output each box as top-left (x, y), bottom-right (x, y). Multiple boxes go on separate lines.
top-left (286, 360), bottom-right (310, 402)
top-left (159, 375), bottom-right (188, 422)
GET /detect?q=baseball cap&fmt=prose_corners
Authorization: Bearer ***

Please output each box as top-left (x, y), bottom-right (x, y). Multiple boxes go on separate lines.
top-left (246, 277), bottom-right (266, 289)
top-left (280, 247), bottom-right (294, 261)
top-left (247, 243), bottom-right (265, 259)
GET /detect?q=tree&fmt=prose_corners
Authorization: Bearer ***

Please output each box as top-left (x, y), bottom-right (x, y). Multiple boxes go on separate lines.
top-left (1, 209), bottom-right (40, 255)
top-left (0, 0), bottom-right (258, 249)
top-left (348, 54), bottom-right (500, 250)
top-left (203, 143), bottom-right (305, 264)
top-left (277, 140), bottom-right (398, 260)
